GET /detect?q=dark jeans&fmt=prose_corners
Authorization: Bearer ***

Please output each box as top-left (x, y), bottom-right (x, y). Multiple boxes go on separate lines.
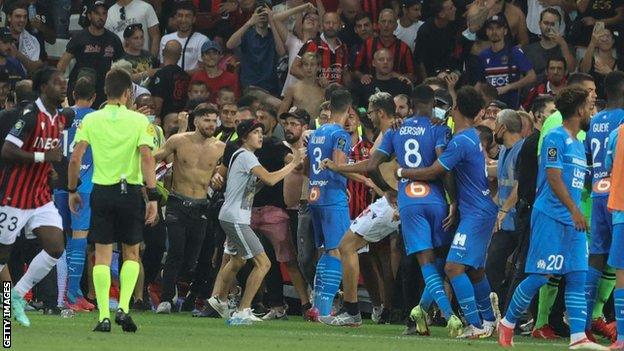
top-left (504, 203), bottom-right (532, 312)
top-left (142, 219), bottom-right (167, 286)
top-left (161, 195), bottom-right (208, 303)
top-left (189, 218), bottom-right (216, 299)
top-left (485, 229), bottom-right (519, 305)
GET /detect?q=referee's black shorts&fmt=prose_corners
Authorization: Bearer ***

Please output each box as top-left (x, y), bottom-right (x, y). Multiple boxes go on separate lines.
top-left (89, 184), bottom-right (145, 245)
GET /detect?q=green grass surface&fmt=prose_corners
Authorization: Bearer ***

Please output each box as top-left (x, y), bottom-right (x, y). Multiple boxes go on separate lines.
top-left (9, 312), bottom-right (581, 351)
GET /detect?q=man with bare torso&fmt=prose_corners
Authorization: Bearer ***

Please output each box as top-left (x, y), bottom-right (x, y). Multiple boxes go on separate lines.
top-left (279, 52), bottom-right (325, 118)
top-left (153, 106), bottom-right (225, 313)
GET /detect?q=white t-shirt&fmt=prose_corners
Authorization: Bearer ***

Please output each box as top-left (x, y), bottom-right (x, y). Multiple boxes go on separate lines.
top-left (19, 30), bottom-right (40, 62)
top-left (159, 31), bottom-right (208, 71)
top-left (105, 0), bottom-right (159, 52)
top-left (281, 32), bottom-right (304, 96)
top-left (394, 19), bottom-right (423, 52)
top-left (526, 1), bottom-right (565, 36)
top-left (219, 149), bottom-right (261, 224)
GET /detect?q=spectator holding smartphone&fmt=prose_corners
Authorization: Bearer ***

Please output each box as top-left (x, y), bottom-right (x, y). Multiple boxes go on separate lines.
top-left (580, 25), bottom-right (622, 98)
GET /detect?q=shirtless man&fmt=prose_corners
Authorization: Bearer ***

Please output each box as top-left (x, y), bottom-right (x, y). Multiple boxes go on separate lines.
top-left (279, 52), bottom-right (325, 118)
top-left (466, 0), bottom-right (529, 52)
top-left (317, 92), bottom-right (400, 326)
top-left (153, 106), bottom-right (226, 314)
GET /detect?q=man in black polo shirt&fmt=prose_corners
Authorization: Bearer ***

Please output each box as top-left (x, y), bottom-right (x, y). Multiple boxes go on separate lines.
top-left (252, 104), bottom-right (311, 320)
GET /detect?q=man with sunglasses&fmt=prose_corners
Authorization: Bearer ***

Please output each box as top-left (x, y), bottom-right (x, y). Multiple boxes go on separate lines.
top-left (57, 1), bottom-right (124, 108)
top-left (105, 0), bottom-right (160, 57)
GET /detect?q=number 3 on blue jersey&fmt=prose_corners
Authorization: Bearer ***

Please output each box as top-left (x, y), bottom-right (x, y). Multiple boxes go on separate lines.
top-left (312, 147), bottom-right (322, 174)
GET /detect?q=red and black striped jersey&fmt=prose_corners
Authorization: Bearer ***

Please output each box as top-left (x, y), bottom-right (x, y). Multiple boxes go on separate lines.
top-left (347, 138), bottom-right (374, 219)
top-left (0, 98), bottom-right (70, 209)
top-left (297, 34), bottom-right (349, 84)
top-left (362, 0), bottom-right (387, 24)
top-left (354, 37), bottom-right (414, 76)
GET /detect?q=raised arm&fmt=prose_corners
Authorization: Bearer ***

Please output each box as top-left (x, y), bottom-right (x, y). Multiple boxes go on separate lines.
top-left (153, 134), bottom-right (178, 162)
top-left (226, 12), bottom-right (259, 49)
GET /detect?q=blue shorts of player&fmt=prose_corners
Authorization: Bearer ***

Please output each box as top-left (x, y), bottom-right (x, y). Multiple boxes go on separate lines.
top-left (310, 206), bottom-right (350, 250)
top-left (608, 220), bottom-right (624, 269)
top-left (400, 204), bottom-right (452, 255)
top-left (446, 215), bottom-right (496, 269)
top-left (526, 209), bottom-right (588, 274)
top-left (53, 191), bottom-right (91, 232)
top-left (590, 196), bottom-right (613, 255)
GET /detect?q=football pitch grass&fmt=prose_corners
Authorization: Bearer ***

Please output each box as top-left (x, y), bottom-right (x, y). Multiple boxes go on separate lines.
top-left (10, 312), bottom-right (583, 351)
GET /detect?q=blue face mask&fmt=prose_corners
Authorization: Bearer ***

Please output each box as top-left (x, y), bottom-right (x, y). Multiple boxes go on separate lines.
top-left (147, 115), bottom-right (156, 123)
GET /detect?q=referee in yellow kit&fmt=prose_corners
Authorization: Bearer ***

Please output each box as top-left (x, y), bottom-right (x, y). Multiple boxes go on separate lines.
top-left (67, 69), bottom-right (158, 333)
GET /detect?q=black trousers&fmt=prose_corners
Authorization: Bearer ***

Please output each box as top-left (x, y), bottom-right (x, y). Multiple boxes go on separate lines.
top-left (142, 219), bottom-right (167, 286)
top-left (485, 229), bottom-right (519, 305)
top-left (161, 195), bottom-right (208, 304)
top-left (189, 218), bottom-right (216, 299)
top-left (503, 203), bottom-right (532, 312)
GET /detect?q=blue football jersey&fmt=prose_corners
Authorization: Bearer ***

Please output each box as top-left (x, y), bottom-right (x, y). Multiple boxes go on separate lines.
top-left (437, 128), bottom-right (497, 218)
top-left (535, 126), bottom-right (588, 225)
top-left (307, 123), bottom-right (351, 207)
top-left (63, 106), bottom-right (94, 193)
top-left (377, 116), bottom-right (450, 209)
top-left (584, 108), bottom-right (624, 198)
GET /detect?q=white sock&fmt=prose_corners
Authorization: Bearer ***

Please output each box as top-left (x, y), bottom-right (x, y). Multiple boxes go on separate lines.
top-left (570, 332), bottom-right (587, 344)
top-left (14, 250), bottom-right (59, 297)
top-left (500, 317), bottom-right (515, 329)
top-left (56, 251), bottom-right (67, 306)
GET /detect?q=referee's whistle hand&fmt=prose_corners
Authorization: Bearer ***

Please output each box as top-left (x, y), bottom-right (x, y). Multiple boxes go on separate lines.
top-left (69, 193), bottom-right (82, 214)
top-left (145, 201), bottom-right (158, 226)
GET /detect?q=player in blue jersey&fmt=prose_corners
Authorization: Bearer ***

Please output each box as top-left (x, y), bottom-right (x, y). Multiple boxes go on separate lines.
top-left (583, 71), bottom-right (624, 335)
top-left (56, 77), bottom-right (96, 311)
top-left (304, 89), bottom-right (352, 319)
top-left (365, 85), bottom-right (464, 336)
top-left (498, 86), bottom-right (607, 350)
top-left (395, 86), bottom-right (499, 338)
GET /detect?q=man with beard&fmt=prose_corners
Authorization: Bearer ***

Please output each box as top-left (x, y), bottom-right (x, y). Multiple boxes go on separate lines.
top-left (498, 86), bottom-right (605, 350)
top-left (57, 1), bottom-right (124, 108)
top-left (478, 15), bottom-right (536, 109)
top-left (292, 12), bottom-right (349, 86)
top-left (0, 67), bottom-right (70, 327)
top-left (523, 57), bottom-right (567, 110)
top-left (153, 106), bottom-right (225, 314)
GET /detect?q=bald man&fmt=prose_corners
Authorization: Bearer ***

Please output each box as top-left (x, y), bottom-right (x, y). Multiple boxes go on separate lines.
top-left (149, 40), bottom-right (190, 117)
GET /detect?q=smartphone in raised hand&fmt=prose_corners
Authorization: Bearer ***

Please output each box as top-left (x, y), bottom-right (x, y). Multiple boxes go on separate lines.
top-left (594, 21), bottom-right (605, 34)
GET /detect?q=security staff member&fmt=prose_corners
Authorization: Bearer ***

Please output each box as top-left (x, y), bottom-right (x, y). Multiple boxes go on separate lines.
top-left (68, 68), bottom-right (158, 333)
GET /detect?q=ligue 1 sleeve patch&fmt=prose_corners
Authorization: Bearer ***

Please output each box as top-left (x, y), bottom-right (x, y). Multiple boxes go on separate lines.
top-left (547, 147), bottom-right (557, 162)
top-left (337, 137), bottom-right (346, 150)
top-left (147, 124), bottom-right (156, 137)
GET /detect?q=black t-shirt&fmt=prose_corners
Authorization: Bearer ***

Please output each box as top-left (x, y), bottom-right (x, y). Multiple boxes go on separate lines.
top-left (515, 129), bottom-right (540, 205)
top-left (253, 136), bottom-right (289, 208)
top-left (66, 29), bottom-right (124, 107)
top-left (149, 64), bottom-right (189, 116)
top-left (352, 77), bottom-right (412, 108)
top-left (414, 20), bottom-right (461, 76)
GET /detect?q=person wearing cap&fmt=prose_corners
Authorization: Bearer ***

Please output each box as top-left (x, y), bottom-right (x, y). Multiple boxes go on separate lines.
top-left (105, 0), bottom-right (160, 57)
top-left (122, 23), bottom-right (157, 85)
top-left (394, 0), bottom-right (423, 53)
top-left (57, 0), bottom-right (124, 108)
top-left (149, 40), bottom-right (189, 117)
top-left (0, 28), bottom-right (26, 88)
top-left (191, 40), bottom-right (240, 104)
top-left (207, 118), bottom-right (303, 325)
top-left (158, 2), bottom-right (208, 74)
top-left (478, 15), bottom-right (536, 109)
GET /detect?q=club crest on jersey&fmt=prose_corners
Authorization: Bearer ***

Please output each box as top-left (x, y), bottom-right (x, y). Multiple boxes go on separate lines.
top-left (13, 120), bottom-right (24, 131)
top-left (337, 137), bottom-right (346, 150)
top-left (547, 147), bottom-right (557, 162)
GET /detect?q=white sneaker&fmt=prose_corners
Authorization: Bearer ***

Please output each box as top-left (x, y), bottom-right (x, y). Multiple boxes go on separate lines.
top-left (248, 309), bottom-right (264, 322)
top-left (457, 324), bottom-right (489, 339)
top-left (156, 301), bottom-right (171, 314)
top-left (208, 296), bottom-right (232, 319)
top-left (482, 320), bottom-right (496, 338)
top-left (371, 305), bottom-right (383, 323)
top-left (228, 308), bottom-right (257, 326)
top-left (262, 306), bottom-right (288, 320)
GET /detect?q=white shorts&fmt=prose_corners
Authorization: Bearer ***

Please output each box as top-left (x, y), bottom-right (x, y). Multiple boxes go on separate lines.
top-left (350, 197), bottom-right (400, 243)
top-left (0, 202), bottom-right (63, 245)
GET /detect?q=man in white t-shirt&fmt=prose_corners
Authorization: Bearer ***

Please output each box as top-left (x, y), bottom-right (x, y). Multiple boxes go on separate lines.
top-left (158, 2), bottom-right (207, 74)
top-left (394, 0), bottom-right (424, 52)
top-left (6, 2), bottom-right (42, 74)
top-left (105, 0), bottom-right (161, 56)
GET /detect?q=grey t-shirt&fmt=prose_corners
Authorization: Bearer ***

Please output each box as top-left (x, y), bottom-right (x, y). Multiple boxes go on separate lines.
top-left (522, 42), bottom-right (564, 83)
top-left (218, 149), bottom-right (261, 224)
